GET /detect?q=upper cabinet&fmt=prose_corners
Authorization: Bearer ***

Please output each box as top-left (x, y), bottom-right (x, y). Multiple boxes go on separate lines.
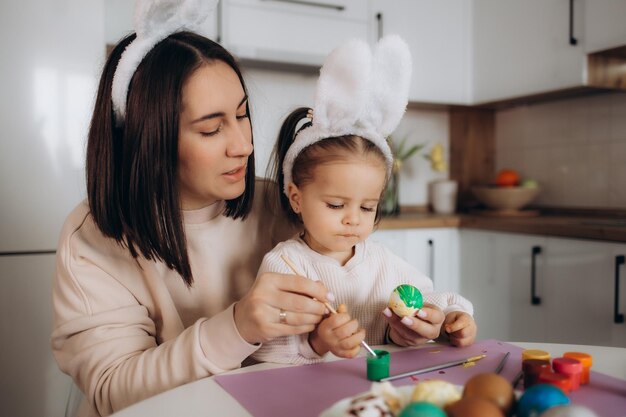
top-left (472, 0), bottom-right (586, 104)
top-left (584, 0), bottom-right (626, 53)
top-left (219, 0), bottom-right (369, 67)
top-left (370, 0), bottom-right (471, 104)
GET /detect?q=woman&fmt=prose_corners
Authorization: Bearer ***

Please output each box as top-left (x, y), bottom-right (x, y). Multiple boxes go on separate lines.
top-left (51, 31), bottom-right (332, 417)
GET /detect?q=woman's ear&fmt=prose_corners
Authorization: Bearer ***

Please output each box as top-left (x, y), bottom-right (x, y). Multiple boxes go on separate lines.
top-left (287, 183), bottom-right (302, 213)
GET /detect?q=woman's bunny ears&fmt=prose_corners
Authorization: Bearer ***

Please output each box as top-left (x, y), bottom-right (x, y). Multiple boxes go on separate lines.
top-left (111, 0), bottom-right (219, 125)
top-left (282, 35), bottom-right (412, 196)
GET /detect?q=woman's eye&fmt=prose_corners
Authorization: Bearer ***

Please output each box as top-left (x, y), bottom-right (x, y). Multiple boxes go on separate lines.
top-left (200, 126), bottom-right (222, 137)
top-left (236, 114), bottom-right (249, 120)
top-left (326, 203), bottom-right (343, 210)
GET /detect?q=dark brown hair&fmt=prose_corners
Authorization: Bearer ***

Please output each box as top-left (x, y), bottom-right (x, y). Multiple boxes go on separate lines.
top-left (86, 31), bottom-right (255, 286)
top-left (268, 107), bottom-right (388, 225)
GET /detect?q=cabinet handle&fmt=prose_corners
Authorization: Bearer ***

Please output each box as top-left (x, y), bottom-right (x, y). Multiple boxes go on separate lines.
top-left (615, 255), bottom-right (625, 324)
top-left (376, 12), bottom-right (384, 40)
top-left (428, 239), bottom-right (435, 284)
top-left (216, 0), bottom-right (223, 43)
top-left (531, 246), bottom-right (542, 305)
top-left (569, 0), bottom-right (577, 45)
top-left (261, 0), bottom-right (345, 11)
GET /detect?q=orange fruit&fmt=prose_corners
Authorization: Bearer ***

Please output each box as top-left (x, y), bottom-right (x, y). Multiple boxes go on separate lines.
top-left (495, 169), bottom-right (520, 187)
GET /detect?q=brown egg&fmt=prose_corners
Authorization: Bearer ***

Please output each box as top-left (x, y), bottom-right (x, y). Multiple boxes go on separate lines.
top-left (462, 373), bottom-right (516, 414)
top-left (446, 397), bottom-right (504, 417)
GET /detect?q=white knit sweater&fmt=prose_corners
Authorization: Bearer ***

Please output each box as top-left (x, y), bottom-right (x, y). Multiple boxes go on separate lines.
top-left (252, 236), bottom-right (473, 365)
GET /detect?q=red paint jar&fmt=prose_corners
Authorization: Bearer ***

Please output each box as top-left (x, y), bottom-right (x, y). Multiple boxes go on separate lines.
top-left (522, 359), bottom-right (551, 389)
top-left (553, 357), bottom-right (583, 390)
top-left (538, 371), bottom-right (572, 394)
top-left (564, 352), bottom-right (592, 385)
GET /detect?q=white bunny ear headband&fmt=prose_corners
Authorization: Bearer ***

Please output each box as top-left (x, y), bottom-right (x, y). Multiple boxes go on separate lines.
top-left (111, 0), bottom-right (219, 126)
top-left (282, 35), bottom-right (412, 196)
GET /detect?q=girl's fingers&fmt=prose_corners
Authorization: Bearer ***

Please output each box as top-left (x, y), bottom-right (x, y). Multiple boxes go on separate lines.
top-left (338, 328), bottom-right (365, 351)
top-left (334, 319), bottom-right (359, 340)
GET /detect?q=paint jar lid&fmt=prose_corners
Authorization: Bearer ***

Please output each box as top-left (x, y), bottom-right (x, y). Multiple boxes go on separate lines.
top-left (553, 357), bottom-right (583, 374)
top-left (522, 349), bottom-right (551, 361)
top-left (563, 352), bottom-right (592, 367)
top-left (367, 349), bottom-right (390, 381)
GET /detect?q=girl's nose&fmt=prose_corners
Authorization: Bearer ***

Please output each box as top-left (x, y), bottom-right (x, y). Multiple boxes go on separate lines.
top-left (342, 208), bottom-right (360, 226)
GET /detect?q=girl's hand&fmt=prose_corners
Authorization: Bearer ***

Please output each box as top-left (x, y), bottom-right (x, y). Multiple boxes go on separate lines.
top-left (309, 304), bottom-right (365, 359)
top-left (382, 304), bottom-right (445, 347)
top-left (234, 272), bottom-right (332, 345)
top-left (441, 311), bottom-right (477, 347)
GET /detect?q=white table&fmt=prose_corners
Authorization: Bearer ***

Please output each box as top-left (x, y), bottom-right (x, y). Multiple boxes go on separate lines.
top-left (111, 342), bottom-right (626, 417)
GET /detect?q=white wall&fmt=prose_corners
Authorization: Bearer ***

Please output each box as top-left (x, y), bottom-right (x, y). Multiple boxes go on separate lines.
top-left (496, 92), bottom-right (626, 208)
top-left (243, 67), bottom-right (450, 207)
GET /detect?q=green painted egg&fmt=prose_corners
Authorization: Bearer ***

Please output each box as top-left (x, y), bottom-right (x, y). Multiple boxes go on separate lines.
top-left (389, 284), bottom-right (423, 317)
top-left (398, 401), bottom-right (447, 417)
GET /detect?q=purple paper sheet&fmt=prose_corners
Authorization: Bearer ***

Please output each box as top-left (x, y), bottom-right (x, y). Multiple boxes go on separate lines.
top-left (214, 339), bottom-right (626, 417)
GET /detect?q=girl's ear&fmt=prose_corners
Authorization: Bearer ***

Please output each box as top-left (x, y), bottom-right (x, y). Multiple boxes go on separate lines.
top-left (287, 182), bottom-right (302, 213)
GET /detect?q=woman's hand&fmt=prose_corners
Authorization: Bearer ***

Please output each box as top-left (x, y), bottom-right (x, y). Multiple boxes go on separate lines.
top-left (382, 304), bottom-right (445, 347)
top-left (234, 271), bottom-right (332, 345)
top-left (440, 311), bottom-right (477, 347)
top-left (309, 304), bottom-right (365, 359)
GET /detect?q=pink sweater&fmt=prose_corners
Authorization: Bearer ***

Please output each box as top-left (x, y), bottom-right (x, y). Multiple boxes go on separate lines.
top-left (51, 181), bottom-right (295, 417)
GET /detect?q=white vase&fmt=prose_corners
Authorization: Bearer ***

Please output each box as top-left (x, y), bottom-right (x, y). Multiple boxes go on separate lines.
top-left (430, 179), bottom-right (458, 214)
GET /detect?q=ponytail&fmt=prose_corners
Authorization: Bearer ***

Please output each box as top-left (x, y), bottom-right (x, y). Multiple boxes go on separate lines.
top-left (267, 107), bottom-right (311, 224)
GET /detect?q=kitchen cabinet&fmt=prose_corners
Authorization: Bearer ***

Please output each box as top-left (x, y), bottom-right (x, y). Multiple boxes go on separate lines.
top-left (370, 0), bottom-right (471, 104)
top-left (104, 0), bottom-right (219, 45)
top-left (460, 230), bottom-right (626, 347)
top-left (472, 0), bottom-right (585, 103)
top-left (584, 0), bottom-right (626, 53)
top-left (371, 228), bottom-right (460, 293)
top-left (220, 0), bottom-right (369, 67)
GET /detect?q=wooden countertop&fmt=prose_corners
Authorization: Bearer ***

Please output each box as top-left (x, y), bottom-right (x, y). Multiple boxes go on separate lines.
top-left (378, 212), bottom-right (626, 243)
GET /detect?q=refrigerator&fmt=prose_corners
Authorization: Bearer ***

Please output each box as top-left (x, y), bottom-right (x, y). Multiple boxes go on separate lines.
top-left (0, 1), bottom-right (105, 416)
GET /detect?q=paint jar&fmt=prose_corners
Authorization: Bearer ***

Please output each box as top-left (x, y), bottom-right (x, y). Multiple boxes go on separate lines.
top-left (522, 359), bottom-right (551, 389)
top-left (553, 357), bottom-right (583, 391)
top-left (367, 350), bottom-right (390, 381)
top-left (563, 352), bottom-right (592, 385)
top-left (538, 372), bottom-right (572, 394)
top-left (522, 349), bottom-right (551, 361)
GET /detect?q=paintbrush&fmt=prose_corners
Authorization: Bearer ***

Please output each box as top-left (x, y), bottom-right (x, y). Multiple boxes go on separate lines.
top-left (380, 354), bottom-right (487, 382)
top-left (280, 254), bottom-right (378, 357)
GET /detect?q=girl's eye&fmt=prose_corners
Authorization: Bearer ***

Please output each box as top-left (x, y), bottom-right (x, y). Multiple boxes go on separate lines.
top-left (326, 203), bottom-right (343, 210)
top-left (361, 206), bottom-right (376, 212)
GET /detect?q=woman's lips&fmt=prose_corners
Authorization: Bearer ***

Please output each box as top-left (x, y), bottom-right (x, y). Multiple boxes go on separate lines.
top-left (222, 165), bottom-right (246, 181)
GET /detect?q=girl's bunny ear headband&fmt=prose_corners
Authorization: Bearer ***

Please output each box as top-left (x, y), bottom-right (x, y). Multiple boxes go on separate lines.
top-left (111, 0), bottom-right (219, 126)
top-left (282, 35), bottom-right (412, 196)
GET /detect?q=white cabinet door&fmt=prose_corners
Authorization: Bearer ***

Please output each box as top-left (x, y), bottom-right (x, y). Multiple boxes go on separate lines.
top-left (472, 0), bottom-right (585, 103)
top-left (459, 230), bottom-right (546, 342)
top-left (0, 254), bottom-right (74, 417)
top-left (584, 0), bottom-right (626, 53)
top-left (541, 237), bottom-right (615, 346)
top-left (221, 0), bottom-right (369, 66)
top-left (371, 228), bottom-right (459, 293)
top-left (608, 244), bottom-right (626, 347)
top-left (370, 0), bottom-right (471, 104)
top-left (494, 233), bottom-right (550, 344)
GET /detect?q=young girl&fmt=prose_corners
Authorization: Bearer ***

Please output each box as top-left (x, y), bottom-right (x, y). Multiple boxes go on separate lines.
top-left (252, 36), bottom-right (476, 365)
